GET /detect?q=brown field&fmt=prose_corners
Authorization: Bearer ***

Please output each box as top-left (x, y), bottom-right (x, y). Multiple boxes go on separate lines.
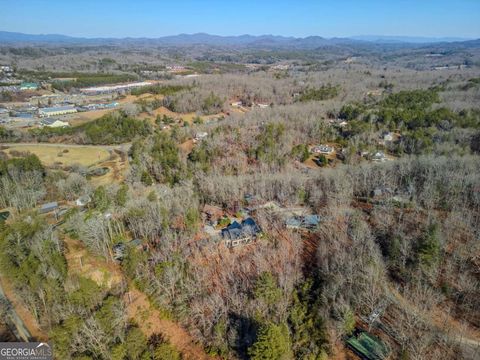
top-left (5, 144), bottom-right (110, 167)
top-left (89, 150), bottom-right (128, 186)
top-left (68, 108), bottom-right (117, 126)
top-left (139, 106), bottom-right (224, 125)
top-left (118, 93), bottom-right (155, 104)
top-left (64, 236), bottom-right (123, 289)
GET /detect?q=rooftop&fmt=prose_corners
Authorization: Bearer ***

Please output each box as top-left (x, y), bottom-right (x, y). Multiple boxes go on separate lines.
top-left (39, 105), bottom-right (76, 113)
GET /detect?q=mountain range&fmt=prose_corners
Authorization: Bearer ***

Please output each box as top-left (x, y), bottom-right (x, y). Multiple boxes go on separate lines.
top-left (0, 31), bottom-right (477, 48)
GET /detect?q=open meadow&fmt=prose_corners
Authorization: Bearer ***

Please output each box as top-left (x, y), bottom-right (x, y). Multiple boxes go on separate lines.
top-left (3, 144), bottom-right (111, 167)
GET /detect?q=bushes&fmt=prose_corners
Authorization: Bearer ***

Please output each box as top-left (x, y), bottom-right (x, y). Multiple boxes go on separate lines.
top-left (131, 132), bottom-right (187, 186)
top-left (202, 92), bottom-right (224, 114)
top-left (30, 111), bottom-right (152, 144)
top-left (254, 123), bottom-right (286, 165)
top-left (417, 224), bottom-right (441, 269)
top-left (291, 144), bottom-right (310, 162)
top-left (248, 323), bottom-right (293, 360)
top-left (298, 84), bottom-right (339, 102)
top-left (339, 103), bottom-right (364, 120)
top-left (83, 112), bottom-right (151, 144)
top-left (0, 153), bottom-right (44, 177)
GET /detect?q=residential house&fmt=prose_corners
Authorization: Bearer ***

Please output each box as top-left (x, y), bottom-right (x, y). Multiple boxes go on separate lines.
top-left (255, 103), bottom-right (270, 109)
top-left (285, 214), bottom-right (320, 230)
top-left (311, 144), bottom-right (334, 155)
top-left (221, 217), bottom-right (261, 248)
top-left (371, 151), bottom-right (387, 162)
top-left (194, 132), bottom-right (208, 142)
top-left (0, 65), bottom-right (13, 73)
top-left (271, 64), bottom-right (289, 70)
top-left (75, 195), bottom-right (92, 207)
top-left (382, 131), bottom-right (393, 142)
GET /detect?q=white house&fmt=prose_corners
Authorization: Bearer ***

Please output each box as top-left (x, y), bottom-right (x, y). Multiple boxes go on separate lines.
top-left (75, 195), bottom-right (91, 207)
top-left (311, 145), bottom-right (334, 155)
top-left (382, 132), bottom-right (394, 142)
top-left (194, 132), bottom-right (208, 142)
top-left (371, 151), bottom-right (387, 162)
top-left (256, 103), bottom-right (270, 109)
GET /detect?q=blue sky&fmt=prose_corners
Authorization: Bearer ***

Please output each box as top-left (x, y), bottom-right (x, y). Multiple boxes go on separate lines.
top-left (1, 0), bottom-right (479, 38)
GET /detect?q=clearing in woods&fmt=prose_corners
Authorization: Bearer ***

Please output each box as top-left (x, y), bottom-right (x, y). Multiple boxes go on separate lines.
top-left (63, 236), bottom-right (123, 289)
top-left (138, 105), bottom-right (224, 125)
top-left (89, 150), bottom-right (128, 186)
top-left (63, 235), bottom-right (213, 359)
top-left (4, 144), bottom-right (110, 167)
top-left (124, 288), bottom-right (217, 360)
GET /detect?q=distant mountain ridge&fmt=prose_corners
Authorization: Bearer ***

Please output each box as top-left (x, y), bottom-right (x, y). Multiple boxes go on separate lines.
top-left (350, 35), bottom-right (473, 44)
top-left (0, 30), bottom-right (477, 47)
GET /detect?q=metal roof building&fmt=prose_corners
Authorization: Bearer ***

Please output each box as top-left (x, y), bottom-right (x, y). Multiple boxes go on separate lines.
top-left (38, 105), bottom-right (77, 117)
top-left (40, 202), bottom-right (58, 214)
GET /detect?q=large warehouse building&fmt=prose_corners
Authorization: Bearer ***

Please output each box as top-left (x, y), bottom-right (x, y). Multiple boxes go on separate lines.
top-left (38, 105), bottom-right (77, 117)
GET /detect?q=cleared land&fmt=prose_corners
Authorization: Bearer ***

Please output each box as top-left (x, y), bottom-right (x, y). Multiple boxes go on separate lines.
top-left (62, 233), bottom-right (213, 360)
top-left (4, 144), bottom-right (110, 167)
top-left (68, 108), bottom-right (118, 126)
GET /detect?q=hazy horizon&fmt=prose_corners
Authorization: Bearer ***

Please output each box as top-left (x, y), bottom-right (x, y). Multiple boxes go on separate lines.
top-left (0, 29), bottom-right (476, 42)
top-left (1, 0), bottom-right (479, 39)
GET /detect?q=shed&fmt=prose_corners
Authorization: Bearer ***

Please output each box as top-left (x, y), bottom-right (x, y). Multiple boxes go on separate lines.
top-left (0, 211), bottom-right (10, 223)
top-left (40, 202), bottom-right (58, 214)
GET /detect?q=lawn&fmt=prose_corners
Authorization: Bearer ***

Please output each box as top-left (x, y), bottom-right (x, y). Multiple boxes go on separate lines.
top-left (5, 144), bottom-right (110, 167)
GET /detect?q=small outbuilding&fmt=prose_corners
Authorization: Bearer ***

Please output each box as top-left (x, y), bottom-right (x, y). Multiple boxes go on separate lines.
top-left (76, 195), bottom-right (92, 207)
top-left (40, 202), bottom-right (59, 214)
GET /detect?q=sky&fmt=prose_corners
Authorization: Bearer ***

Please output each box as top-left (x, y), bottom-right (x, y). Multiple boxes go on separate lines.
top-left (1, 0), bottom-right (479, 39)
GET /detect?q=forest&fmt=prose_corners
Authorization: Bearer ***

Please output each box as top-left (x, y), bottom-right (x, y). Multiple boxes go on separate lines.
top-left (0, 41), bottom-right (479, 360)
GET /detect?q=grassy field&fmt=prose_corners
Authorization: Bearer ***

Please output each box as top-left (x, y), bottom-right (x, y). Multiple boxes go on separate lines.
top-left (5, 144), bottom-right (110, 167)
